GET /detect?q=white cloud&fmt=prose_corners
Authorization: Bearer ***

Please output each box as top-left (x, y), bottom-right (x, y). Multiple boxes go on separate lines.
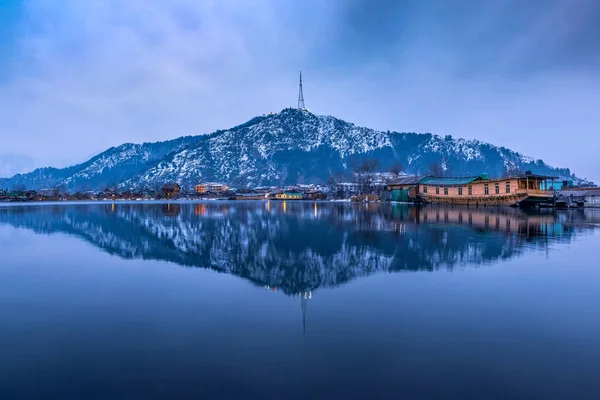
top-left (1, 0), bottom-right (305, 166)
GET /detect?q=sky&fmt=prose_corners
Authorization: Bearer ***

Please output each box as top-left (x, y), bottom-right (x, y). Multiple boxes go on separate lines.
top-left (0, 0), bottom-right (599, 181)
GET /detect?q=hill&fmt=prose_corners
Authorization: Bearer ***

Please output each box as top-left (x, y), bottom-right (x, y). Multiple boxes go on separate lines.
top-left (0, 108), bottom-right (588, 191)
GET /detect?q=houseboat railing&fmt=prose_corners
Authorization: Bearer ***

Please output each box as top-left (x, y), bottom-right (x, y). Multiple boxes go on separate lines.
top-left (514, 189), bottom-right (552, 196)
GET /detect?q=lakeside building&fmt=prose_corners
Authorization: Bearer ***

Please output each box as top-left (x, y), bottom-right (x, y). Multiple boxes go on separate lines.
top-left (274, 191), bottom-right (303, 200)
top-left (195, 183), bottom-right (229, 194)
top-left (253, 186), bottom-right (278, 194)
top-left (559, 188), bottom-right (600, 208)
top-left (232, 192), bottom-right (267, 200)
top-left (304, 190), bottom-right (326, 200)
top-left (162, 183), bottom-right (181, 199)
top-left (386, 172), bottom-right (557, 207)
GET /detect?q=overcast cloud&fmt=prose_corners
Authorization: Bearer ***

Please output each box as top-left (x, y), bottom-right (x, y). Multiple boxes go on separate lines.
top-left (1, 0), bottom-right (599, 180)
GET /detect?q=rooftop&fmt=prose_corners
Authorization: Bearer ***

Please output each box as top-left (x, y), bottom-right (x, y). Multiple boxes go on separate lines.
top-left (421, 176), bottom-right (480, 186)
top-left (560, 188), bottom-right (600, 196)
top-left (514, 173), bottom-right (558, 180)
top-left (388, 176), bottom-right (425, 185)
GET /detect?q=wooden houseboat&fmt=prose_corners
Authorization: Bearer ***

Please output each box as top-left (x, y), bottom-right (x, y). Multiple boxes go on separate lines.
top-left (387, 172), bottom-right (557, 207)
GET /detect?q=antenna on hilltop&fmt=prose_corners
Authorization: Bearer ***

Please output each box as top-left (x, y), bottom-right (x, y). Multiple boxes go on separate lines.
top-left (297, 71), bottom-right (306, 110)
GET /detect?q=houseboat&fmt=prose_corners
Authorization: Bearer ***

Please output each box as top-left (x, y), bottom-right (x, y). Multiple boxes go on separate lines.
top-left (387, 172), bottom-right (557, 207)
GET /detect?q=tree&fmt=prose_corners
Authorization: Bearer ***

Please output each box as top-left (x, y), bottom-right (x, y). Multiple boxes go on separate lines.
top-left (152, 182), bottom-right (163, 199)
top-left (350, 157), bottom-right (379, 195)
top-left (54, 184), bottom-right (67, 197)
top-left (389, 161), bottom-right (403, 182)
top-left (429, 162), bottom-right (444, 177)
top-left (327, 171), bottom-right (347, 199)
top-left (327, 174), bottom-right (337, 192)
top-left (109, 180), bottom-right (120, 195)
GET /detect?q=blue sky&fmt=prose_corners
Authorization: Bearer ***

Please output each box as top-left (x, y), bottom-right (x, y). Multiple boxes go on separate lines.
top-left (0, 0), bottom-right (599, 181)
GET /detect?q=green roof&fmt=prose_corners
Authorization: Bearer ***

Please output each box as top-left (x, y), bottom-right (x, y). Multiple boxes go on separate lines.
top-left (421, 176), bottom-right (480, 185)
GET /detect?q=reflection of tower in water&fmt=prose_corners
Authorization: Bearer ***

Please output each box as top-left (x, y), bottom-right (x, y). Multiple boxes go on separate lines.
top-left (265, 286), bottom-right (312, 334)
top-left (300, 291), bottom-right (312, 335)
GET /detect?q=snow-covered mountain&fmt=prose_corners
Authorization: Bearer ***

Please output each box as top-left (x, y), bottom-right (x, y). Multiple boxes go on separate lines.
top-left (0, 108), bottom-right (588, 191)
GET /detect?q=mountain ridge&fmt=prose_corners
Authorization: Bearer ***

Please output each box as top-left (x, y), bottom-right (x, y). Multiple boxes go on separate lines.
top-left (0, 108), bottom-right (590, 191)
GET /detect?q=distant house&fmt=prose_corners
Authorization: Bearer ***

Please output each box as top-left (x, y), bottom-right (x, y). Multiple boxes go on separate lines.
top-left (232, 192), bottom-right (266, 200)
top-left (560, 188), bottom-right (600, 208)
top-left (162, 183), bottom-right (181, 198)
top-left (253, 186), bottom-right (277, 194)
top-left (385, 176), bottom-right (426, 202)
top-left (195, 183), bottom-right (229, 194)
top-left (24, 190), bottom-right (38, 201)
top-left (335, 182), bottom-right (360, 195)
top-left (304, 190), bottom-right (326, 200)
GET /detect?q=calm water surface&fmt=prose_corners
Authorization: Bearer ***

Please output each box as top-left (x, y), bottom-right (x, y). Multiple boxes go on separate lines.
top-left (1, 201), bottom-right (599, 399)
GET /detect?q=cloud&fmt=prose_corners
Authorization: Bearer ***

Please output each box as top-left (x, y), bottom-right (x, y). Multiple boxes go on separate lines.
top-left (0, 152), bottom-right (34, 177)
top-left (0, 0), bottom-right (599, 181)
top-left (1, 1), bottom-right (305, 162)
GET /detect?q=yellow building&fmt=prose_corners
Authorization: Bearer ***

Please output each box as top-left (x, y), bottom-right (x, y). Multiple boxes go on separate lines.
top-left (195, 183), bottom-right (229, 194)
top-left (274, 192), bottom-right (303, 200)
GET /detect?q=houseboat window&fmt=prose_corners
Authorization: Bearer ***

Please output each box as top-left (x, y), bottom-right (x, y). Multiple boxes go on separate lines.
top-left (495, 183), bottom-right (500, 194)
top-left (458, 187), bottom-right (463, 196)
top-left (506, 182), bottom-right (510, 193)
top-left (484, 184), bottom-right (489, 195)
top-left (443, 187), bottom-right (448, 195)
top-left (468, 185), bottom-right (472, 195)
top-left (423, 185), bottom-right (427, 194)
top-left (436, 187), bottom-right (440, 195)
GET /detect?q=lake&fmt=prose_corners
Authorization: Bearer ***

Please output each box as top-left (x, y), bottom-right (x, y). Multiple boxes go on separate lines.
top-left (1, 201), bottom-right (599, 399)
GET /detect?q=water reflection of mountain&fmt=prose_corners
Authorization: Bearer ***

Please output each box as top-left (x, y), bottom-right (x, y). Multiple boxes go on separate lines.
top-left (1, 202), bottom-right (598, 295)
